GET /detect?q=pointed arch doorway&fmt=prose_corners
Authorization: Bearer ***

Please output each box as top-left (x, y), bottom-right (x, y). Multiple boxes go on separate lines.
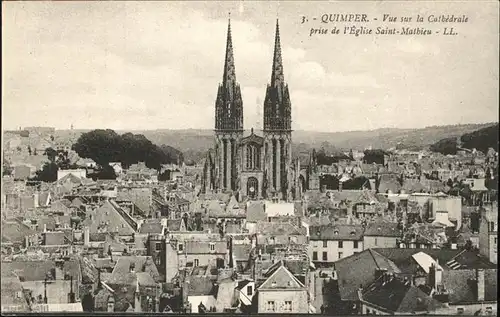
top-left (247, 177), bottom-right (259, 199)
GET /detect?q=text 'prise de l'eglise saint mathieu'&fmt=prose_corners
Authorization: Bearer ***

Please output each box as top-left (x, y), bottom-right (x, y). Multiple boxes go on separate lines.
top-left (302, 13), bottom-right (469, 37)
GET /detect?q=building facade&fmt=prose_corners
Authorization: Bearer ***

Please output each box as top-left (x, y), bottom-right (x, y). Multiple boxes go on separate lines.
top-left (202, 19), bottom-right (296, 201)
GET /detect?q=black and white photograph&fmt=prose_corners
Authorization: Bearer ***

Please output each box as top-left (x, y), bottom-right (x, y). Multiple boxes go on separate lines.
top-left (1, 1), bottom-right (498, 314)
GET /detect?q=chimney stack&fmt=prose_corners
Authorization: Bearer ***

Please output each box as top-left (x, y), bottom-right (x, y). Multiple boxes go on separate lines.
top-left (84, 227), bottom-right (90, 246)
top-left (476, 269), bottom-right (485, 301)
top-left (107, 296), bottom-right (115, 312)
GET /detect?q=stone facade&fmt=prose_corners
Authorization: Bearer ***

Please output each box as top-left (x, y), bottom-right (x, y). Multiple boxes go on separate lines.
top-left (202, 19), bottom-right (297, 201)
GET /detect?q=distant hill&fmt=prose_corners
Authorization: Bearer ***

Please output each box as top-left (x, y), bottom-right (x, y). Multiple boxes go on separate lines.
top-left (7, 122), bottom-right (494, 163)
top-left (430, 123), bottom-right (499, 155)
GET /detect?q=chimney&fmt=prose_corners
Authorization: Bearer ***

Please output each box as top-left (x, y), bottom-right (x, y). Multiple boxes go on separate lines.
top-left (476, 269), bottom-right (485, 301)
top-left (67, 275), bottom-right (75, 303)
top-left (228, 236), bottom-right (234, 268)
top-left (43, 224), bottom-right (47, 233)
top-left (107, 296), bottom-right (115, 312)
top-left (33, 193), bottom-right (40, 208)
top-left (134, 280), bottom-right (141, 312)
top-left (429, 262), bottom-right (442, 290)
top-left (84, 227), bottom-right (90, 246)
top-left (339, 181), bottom-right (343, 192)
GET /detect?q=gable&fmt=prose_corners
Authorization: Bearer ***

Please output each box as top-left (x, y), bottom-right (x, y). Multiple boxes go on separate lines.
top-left (258, 265), bottom-right (304, 290)
top-left (89, 201), bottom-right (135, 235)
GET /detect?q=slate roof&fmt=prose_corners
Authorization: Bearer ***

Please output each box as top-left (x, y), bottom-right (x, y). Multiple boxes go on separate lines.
top-left (108, 256), bottom-right (161, 285)
top-left (402, 179), bottom-right (427, 193)
top-left (328, 190), bottom-right (366, 203)
top-left (309, 224), bottom-right (364, 241)
top-left (116, 188), bottom-right (152, 215)
top-left (442, 269), bottom-right (497, 304)
top-left (1, 276), bottom-right (30, 310)
top-left (246, 201), bottom-right (266, 222)
top-left (258, 263), bottom-right (305, 290)
top-left (198, 193), bottom-right (232, 204)
top-left (378, 174), bottom-right (402, 194)
top-left (1, 260), bottom-right (56, 281)
top-left (84, 200), bottom-right (136, 235)
top-left (362, 276), bottom-right (446, 313)
top-left (50, 200), bottom-right (72, 214)
top-left (255, 222), bottom-right (306, 236)
top-left (166, 219), bottom-right (184, 232)
top-left (232, 244), bottom-right (253, 261)
top-left (1, 219), bottom-right (36, 244)
top-left (139, 219), bottom-right (163, 234)
top-left (334, 249), bottom-right (401, 301)
top-left (373, 248), bottom-right (496, 274)
top-left (364, 221), bottom-right (402, 237)
top-left (187, 276), bottom-right (217, 296)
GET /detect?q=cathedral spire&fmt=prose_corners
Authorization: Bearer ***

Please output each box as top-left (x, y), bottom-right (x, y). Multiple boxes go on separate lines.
top-left (271, 19), bottom-right (284, 87)
top-left (223, 16), bottom-right (236, 86)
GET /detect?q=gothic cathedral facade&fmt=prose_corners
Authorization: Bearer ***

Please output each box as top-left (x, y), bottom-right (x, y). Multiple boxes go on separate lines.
top-left (202, 19), bottom-right (299, 202)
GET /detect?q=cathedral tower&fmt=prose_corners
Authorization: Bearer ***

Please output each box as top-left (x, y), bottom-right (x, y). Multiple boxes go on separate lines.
top-left (214, 18), bottom-right (244, 192)
top-left (263, 20), bottom-right (292, 200)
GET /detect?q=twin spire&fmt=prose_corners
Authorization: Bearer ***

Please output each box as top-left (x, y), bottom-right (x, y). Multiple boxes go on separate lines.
top-left (271, 19), bottom-right (284, 87)
top-left (222, 17), bottom-right (284, 88)
top-left (222, 17), bottom-right (236, 86)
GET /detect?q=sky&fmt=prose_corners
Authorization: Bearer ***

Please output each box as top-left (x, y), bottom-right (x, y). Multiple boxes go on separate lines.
top-left (2, 1), bottom-right (499, 132)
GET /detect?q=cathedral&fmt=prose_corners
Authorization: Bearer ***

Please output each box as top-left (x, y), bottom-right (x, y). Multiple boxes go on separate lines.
top-left (201, 18), bottom-right (300, 201)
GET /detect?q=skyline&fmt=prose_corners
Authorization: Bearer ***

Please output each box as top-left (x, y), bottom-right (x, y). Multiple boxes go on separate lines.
top-left (2, 1), bottom-right (499, 132)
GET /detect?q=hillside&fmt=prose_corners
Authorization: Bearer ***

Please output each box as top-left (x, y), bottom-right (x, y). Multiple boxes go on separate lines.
top-left (4, 123), bottom-right (496, 163)
top-left (430, 123), bottom-right (499, 155)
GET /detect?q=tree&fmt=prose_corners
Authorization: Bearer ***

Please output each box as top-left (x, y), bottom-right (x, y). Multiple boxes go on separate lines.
top-left (429, 137), bottom-right (457, 155)
top-left (32, 162), bottom-right (58, 182)
top-left (44, 147), bottom-right (58, 163)
top-left (72, 129), bottom-right (182, 170)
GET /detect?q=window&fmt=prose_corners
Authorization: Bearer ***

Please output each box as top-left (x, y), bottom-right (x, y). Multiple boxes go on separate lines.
top-left (284, 301), bottom-right (292, 312)
top-left (210, 243), bottom-right (215, 251)
top-left (374, 238), bottom-right (378, 246)
top-left (338, 252), bottom-right (343, 259)
top-left (322, 252), bottom-right (327, 261)
top-left (267, 301), bottom-right (275, 311)
top-left (178, 243), bottom-right (184, 251)
top-left (354, 241), bottom-right (359, 249)
top-left (313, 251), bottom-right (318, 261)
top-left (367, 309), bottom-right (371, 315)
top-left (246, 285), bottom-right (253, 296)
top-left (457, 307), bottom-right (464, 315)
top-left (338, 241), bottom-right (343, 248)
top-left (194, 259), bottom-right (199, 266)
top-left (323, 240), bottom-right (328, 248)
top-left (155, 243), bottom-right (162, 251)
